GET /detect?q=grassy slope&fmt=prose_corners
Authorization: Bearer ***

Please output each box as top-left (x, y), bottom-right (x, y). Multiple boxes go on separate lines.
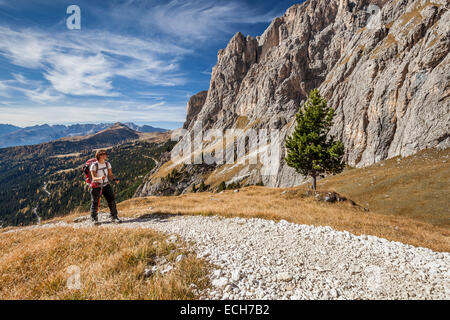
top-left (318, 148), bottom-right (450, 227)
top-left (0, 227), bottom-right (209, 299)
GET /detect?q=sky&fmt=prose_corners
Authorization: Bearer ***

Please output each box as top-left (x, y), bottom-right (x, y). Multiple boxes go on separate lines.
top-left (0, 0), bottom-right (303, 130)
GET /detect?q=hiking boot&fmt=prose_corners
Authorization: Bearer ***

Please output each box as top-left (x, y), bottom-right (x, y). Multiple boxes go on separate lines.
top-left (111, 216), bottom-right (122, 224)
top-left (91, 217), bottom-right (100, 226)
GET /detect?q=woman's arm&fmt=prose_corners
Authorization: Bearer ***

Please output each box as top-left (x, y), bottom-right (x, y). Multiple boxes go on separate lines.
top-left (91, 169), bottom-right (104, 182)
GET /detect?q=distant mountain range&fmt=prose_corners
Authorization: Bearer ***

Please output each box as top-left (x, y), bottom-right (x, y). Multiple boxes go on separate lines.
top-left (0, 123), bottom-right (170, 161)
top-left (0, 122), bottom-right (167, 148)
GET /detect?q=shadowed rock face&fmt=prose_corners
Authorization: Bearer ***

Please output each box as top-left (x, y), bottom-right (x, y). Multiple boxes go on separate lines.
top-left (184, 91), bottom-right (208, 130)
top-left (138, 0), bottom-right (450, 195)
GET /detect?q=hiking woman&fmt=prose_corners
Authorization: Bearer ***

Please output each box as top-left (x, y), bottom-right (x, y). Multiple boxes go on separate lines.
top-left (90, 149), bottom-right (121, 224)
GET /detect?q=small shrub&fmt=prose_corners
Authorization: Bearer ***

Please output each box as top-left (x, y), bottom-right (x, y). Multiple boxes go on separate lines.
top-left (197, 180), bottom-right (209, 192)
top-left (217, 181), bottom-right (226, 193)
top-left (226, 181), bottom-right (241, 190)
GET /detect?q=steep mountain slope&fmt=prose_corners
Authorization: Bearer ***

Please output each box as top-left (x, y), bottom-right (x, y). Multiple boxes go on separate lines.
top-left (137, 0), bottom-right (449, 196)
top-left (123, 123), bottom-right (168, 133)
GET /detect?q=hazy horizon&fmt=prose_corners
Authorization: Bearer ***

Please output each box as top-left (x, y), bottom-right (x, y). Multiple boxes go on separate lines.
top-left (0, 120), bottom-right (184, 130)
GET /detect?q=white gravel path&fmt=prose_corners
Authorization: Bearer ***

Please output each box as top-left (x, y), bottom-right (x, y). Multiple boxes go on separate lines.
top-left (7, 213), bottom-right (449, 300)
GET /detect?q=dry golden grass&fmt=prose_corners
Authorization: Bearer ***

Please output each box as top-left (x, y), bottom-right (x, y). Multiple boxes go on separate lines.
top-left (205, 163), bottom-right (247, 188)
top-left (138, 131), bottom-right (172, 143)
top-left (0, 227), bottom-right (209, 300)
top-left (339, 45), bottom-right (365, 66)
top-left (319, 148), bottom-right (450, 227)
top-left (235, 116), bottom-right (250, 129)
top-left (50, 152), bottom-right (82, 159)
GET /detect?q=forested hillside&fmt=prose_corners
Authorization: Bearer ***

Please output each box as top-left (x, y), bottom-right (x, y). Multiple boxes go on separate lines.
top-left (0, 139), bottom-right (175, 226)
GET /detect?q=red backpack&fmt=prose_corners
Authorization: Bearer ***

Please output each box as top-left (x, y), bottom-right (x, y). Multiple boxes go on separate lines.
top-left (83, 158), bottom-right (99, 188)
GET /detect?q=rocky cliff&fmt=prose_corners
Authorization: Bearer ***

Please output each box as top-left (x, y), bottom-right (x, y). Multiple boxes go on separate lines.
top-left (136, 0), bottom-right (449, 196)
top-left (183, 91), bottom-right (208, 130)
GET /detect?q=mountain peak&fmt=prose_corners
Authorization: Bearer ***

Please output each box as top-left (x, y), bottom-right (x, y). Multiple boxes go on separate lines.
top-left (140, 0), bottom-right (450, 196)
top-left (111, 122), bottom-right (127, 129)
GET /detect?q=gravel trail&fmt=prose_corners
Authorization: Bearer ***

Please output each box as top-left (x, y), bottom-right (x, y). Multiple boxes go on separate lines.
top-left (8, 213), bottom-right (449, 300)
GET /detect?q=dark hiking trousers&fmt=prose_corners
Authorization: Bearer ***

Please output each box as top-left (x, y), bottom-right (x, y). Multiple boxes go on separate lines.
top-left (90, 184), bottom-right (118, 219)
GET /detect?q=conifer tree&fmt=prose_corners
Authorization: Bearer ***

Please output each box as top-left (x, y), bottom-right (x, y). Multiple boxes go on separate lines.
top-left (285, 89), bottom-right (345, 190)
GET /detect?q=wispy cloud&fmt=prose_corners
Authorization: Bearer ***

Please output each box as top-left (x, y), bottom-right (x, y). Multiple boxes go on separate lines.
top-left (44, 54), bottom-right (115, 96)
top-left (201, 67), bottom-right (212, 76)
top-left (0, 26), bottom-right (192, 98)
top-left (107, 0), bottom-right (279, 42)
top-left (0, 73), bottom-right (62, 103)
top-left (0, 30), bottom-right (48, 68)
top-left (24, 88), bottom-right (62, 104)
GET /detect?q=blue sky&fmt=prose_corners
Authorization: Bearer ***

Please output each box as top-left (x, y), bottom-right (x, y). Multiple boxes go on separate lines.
top-left (0, 0), bottom-right (302, 129)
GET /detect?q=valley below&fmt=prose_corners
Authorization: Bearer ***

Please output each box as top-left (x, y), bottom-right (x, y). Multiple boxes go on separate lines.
top-left (0, 124), bottom-right (175, 226)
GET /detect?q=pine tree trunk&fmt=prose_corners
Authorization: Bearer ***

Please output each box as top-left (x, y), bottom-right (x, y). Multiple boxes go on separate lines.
top-left (312, 174), bottom-right (317, 190)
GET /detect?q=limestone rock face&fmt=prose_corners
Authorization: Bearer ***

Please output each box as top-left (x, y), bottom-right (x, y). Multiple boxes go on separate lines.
top-left (184, 91), bottom-right (208, 130)
top-left (321, 0), bottom-right (450, 166)
top-left (136, 0), bottom-right (449, 196)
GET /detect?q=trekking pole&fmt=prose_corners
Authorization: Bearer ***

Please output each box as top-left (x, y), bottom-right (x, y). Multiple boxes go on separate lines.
top-left (113, 178), bottom-right (119, 200)
top-left (97, 179), bottom-right (104, 215)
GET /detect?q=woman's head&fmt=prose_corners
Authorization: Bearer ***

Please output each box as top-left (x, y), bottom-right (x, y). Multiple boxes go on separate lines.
top-left (95, 149), bottom-right (108, 161)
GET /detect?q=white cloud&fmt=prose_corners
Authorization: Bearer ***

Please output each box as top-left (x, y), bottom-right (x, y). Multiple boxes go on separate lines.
top-left (0, 26), bottom-right (192, 98)
top-left (0, 0), bottom-right (282, 125)
top-left (108, 0), bottom-right (279, 42)
top-left (24, 88), bottom-right (62, 104)
top-left (44, 54), bottom-right (115, 96)
top-left (0, 74), bottom-right (62, 103)
top-left (62, 31), bottom-right (191, 86)
top-left (12, 73), bottom-right (29, 84)
top-left (0, 30), bottom-right (48, 68)
top-left (201, 68), bottom-right (212, 76)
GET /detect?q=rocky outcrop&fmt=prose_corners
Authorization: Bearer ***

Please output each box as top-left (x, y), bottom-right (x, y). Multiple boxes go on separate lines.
top-left (136, 163), bottom-right (215, 196)
top-left (183, 91), bottom-right (208, 129)
top-left (322, 0), bottom-right (450, 165)
top-left (137, 0), bottom-right (450, 196)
